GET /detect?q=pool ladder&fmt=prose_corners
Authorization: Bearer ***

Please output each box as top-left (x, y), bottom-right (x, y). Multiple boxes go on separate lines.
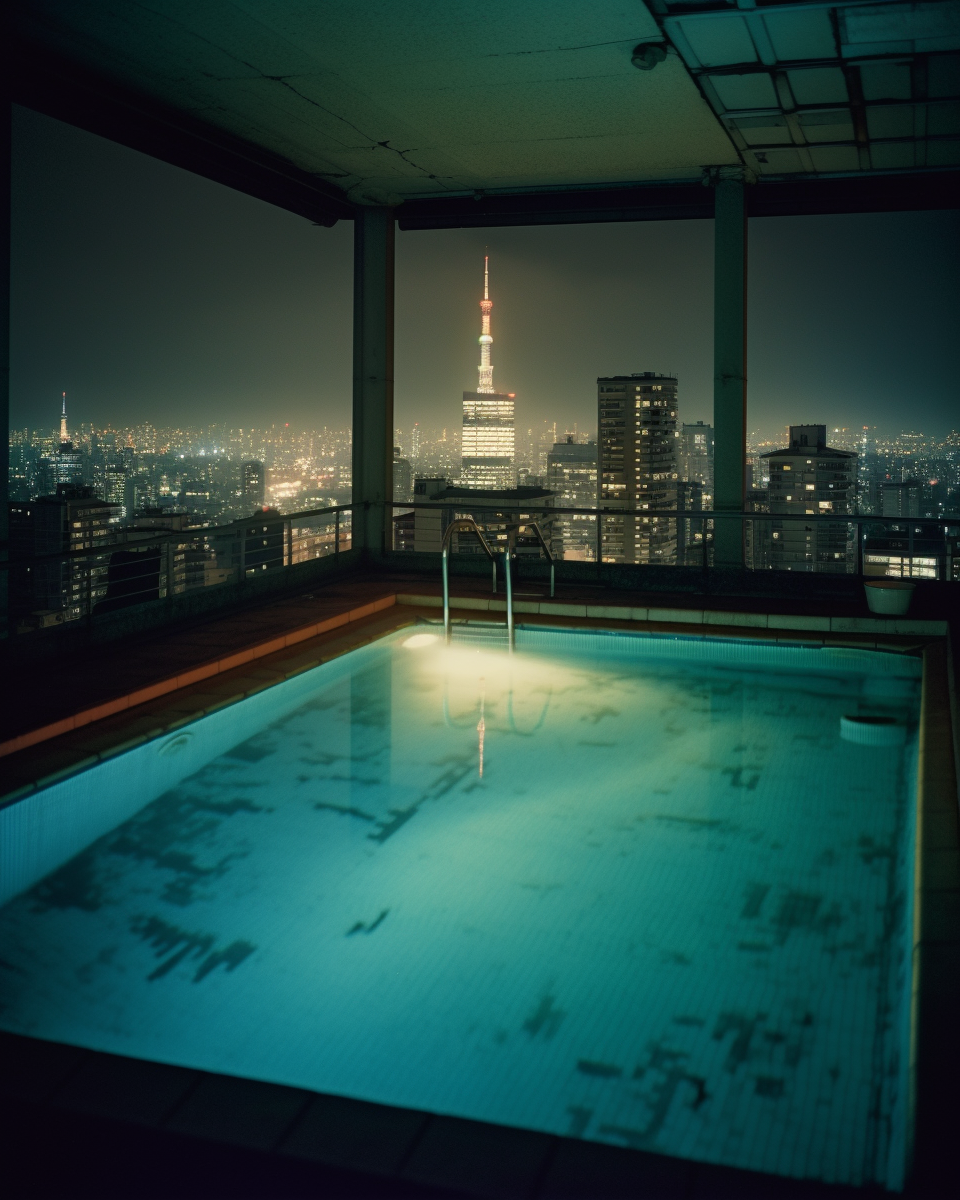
top-left (441, 519), bottom-right (554, 653)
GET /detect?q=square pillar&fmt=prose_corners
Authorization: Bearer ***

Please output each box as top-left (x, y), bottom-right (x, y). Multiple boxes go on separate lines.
top-left (352, 206), bottom-right (395, 556)
top-left (0, 102), bottom-right (9, 624)
top-left (713, 175), bottom-right (748, 568)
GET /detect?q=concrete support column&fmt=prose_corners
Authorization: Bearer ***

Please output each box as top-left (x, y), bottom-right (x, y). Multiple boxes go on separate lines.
top-left (351, 206), bottom-right (395, 557)
top-left (712, 175), bottom-right (748, 568)
top-left (0, 102), bottom-right (10, 625)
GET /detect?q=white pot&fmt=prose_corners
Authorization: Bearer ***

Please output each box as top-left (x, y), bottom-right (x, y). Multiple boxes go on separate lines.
top-left (864, 579), bottom-right (915, 616)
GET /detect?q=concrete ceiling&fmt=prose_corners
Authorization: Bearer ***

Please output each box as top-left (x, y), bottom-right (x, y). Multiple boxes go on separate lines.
top-left (12, 1), bottom-right (959, 215)
top-left (12, 1), bottom-right (740, 202)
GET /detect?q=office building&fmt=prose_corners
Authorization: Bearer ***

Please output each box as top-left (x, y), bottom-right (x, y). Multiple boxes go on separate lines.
top-left (764, 425), bottom-right (857, 573)
top-left (242, 460), bottom-right (266, 510)
top-left (678, 421), bottom-right (714, 495)
top-left (393, 447), bottom-right (413, 504)
top-left (598, 372), bottom-right (679, 564)
top-left (460, 257), bottom-right (516, 490)
top-left (546, 437), bottom-right (597, 561)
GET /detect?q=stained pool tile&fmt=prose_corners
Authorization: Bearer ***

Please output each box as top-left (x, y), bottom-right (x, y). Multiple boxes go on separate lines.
top-left (540, 1138), bottom-right (693, 1199)
top-left (280, 1093), bottom-right (428, 1175)
top-left (402, 1115), bottom-right (552, 1199)
top-left (164, 1074), bottom-right (311, 1151)
top-left (52, 1051), bottom-right (199, 1125)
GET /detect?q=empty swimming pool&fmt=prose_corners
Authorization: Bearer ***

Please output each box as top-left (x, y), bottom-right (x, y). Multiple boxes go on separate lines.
top-left (0, 627), bottom-right (922, 1189)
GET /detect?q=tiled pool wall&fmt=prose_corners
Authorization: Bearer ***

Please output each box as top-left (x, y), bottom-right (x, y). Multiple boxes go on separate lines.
top-left (0, 625), bottom-right (935, 1193)
top-left (0, 640), bottom-right (395, 908)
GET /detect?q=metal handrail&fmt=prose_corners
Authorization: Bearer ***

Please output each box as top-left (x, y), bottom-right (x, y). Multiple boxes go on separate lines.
top-left (508, 520), bottom-right (555, 599)
top-left (441, 518), bottom-right (498, 643)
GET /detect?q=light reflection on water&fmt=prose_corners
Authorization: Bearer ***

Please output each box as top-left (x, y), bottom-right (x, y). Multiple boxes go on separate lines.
top-left (0, 630), bottom-right (921, 1189)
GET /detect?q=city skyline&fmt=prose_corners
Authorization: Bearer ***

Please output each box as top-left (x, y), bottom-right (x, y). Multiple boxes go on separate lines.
top-left (11, 104), bottom-right (960, 440)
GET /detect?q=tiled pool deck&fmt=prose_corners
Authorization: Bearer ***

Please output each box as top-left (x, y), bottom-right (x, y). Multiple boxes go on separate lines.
top-left (1, 579), bottom-right (957, 1199)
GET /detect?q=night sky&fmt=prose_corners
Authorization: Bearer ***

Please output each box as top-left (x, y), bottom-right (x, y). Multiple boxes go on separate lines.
top-left (11, 104), bottom-right (960, 440)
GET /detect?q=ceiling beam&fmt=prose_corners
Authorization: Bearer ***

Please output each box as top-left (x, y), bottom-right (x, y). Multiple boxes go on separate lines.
top-left (398, 171), bottom-right (959, 230)
top-left (9, 38), bottom-right (355, 227)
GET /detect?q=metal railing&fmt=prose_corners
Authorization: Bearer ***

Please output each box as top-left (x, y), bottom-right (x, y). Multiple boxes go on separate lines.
top-left (2, 503), bottom-right (353, 638)
top-left (2, 496), bottom-right (956, 644)
top-left (440, 518), bottom-right (497, 644)
top-left (389, 500), bottom-right (959, 582)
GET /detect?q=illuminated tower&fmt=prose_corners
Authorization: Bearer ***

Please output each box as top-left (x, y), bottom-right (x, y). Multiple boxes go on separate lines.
top-left (478, 255), bottom-right (494, 393)
top-left (461, 257), bottom-right (516, 490)
top-left (60, 393), bottom-right (69, 443)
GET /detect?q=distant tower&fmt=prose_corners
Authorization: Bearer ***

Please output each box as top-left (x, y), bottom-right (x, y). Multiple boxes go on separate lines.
top-left (461, 257), bottom-right (516, 489)
top-left (478, 255), bottom-right (494, 393)
top-left (60, 393), bottom-right (69, 444)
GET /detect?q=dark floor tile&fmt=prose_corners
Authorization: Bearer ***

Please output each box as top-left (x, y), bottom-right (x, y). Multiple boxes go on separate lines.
top-left (690, 1160), bottom-right (856, 1198)
top-left (163, 1073), bottom-right (311, 1151)
top-left (51, 1049), bottom-right (200, 1125)
top-left (403, 1115), bottom-right (553, 1200)
top-left (0, 1032), bottom-right (91, 1104)
top-left (279, 1092), bottom-right (428, 1175)
top-left (538, 1138), bottom-right (693, 1200)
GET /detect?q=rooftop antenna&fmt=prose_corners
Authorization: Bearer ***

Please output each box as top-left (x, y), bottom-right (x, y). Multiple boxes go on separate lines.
top-left (60, 392), bottom-right (69, 443)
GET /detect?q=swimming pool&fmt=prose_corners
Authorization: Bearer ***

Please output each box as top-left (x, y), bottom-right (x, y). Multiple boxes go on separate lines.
top-left (0, 627), bottom-right (922, 1189)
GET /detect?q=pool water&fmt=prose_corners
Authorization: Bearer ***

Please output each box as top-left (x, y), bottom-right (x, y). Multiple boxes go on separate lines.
top-left (0, 628), bottom-right (921, 1189)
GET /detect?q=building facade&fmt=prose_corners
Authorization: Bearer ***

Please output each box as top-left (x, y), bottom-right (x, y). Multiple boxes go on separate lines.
top-left (764, 425), bottom-right (857, 574)
top-left (396, 482), bottom-right (555, 562)
top-left (242, 460), bottom-right (266, 511)
top-left (546, 437), bottom-right (597, 561)
top-left (9, 486), bottom-right (122, 624)
top-left (598, 372), bottom-right (678, 564)
top-left (678, 421), bottom-right (714, 495)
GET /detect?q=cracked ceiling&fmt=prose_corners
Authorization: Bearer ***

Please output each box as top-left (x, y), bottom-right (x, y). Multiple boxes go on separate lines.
top-left (11, 1), bottom-right (960, 212)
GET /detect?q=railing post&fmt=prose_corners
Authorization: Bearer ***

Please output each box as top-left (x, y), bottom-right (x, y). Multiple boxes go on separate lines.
top-left (504, 547), bottom-right (514, 653)
top-left (713, 172), bottom-right (748, 569)
top-left (443, 545), bottom-right (451, 643)
top-left (595, 511), bottom-right (601, 575)
top-left (238, 522), bottom-right (246, 582)
top-left (908, 520), bottom-right (914, 578)
top-left (856, 519), bottom-right (863, 577)
top-left (335, 510), bottom-right (340, 560)
top-left (285, 518), bottom-right (292, 568)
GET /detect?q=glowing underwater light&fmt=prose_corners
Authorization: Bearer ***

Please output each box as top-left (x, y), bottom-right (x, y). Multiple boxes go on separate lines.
top-left (404, 633), bottom-right (440, 649)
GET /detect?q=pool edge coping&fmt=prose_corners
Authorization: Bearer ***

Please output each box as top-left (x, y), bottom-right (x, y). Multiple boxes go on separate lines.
top-left (0, 613), bottom-right (955, 1196)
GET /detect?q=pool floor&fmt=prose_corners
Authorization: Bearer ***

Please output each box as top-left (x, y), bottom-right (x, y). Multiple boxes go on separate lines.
top-left (0, 630), bottom-right (921, 1189)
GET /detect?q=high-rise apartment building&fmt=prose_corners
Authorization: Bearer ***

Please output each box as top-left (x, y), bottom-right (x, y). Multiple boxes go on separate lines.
top-left (881, 479), bottom-right (921, 518)
top-left (242, 460), bottom-right (266, 510)
top-left (460, 258), bottom-right (516, 490)
top-left (9, 485), bottom-right (121, 622)
top-left (598, 372), bottom-right (679, 564)
top-left (765, 425), bottom-right (857, 573)
top-left (678, 421), bottom-right (714, 495)
top-left (546, 437), bottom-right (598, 561)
